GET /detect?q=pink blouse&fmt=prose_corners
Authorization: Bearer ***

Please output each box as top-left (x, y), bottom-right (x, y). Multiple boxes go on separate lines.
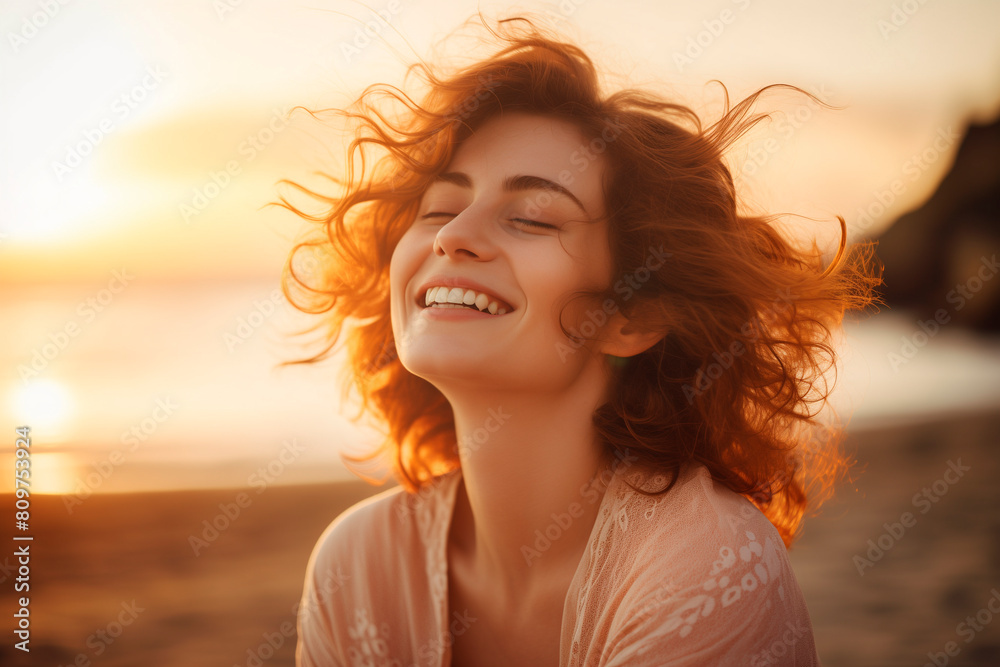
top-left (296, 463), bottom-right (820, 666)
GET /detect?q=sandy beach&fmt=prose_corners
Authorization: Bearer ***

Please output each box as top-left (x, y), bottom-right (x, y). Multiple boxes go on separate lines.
top-left (2, 411), bottom-right (998, 666)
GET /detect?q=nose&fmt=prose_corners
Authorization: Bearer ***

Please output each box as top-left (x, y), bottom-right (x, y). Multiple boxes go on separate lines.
top-left (432, 207), bottom-right (495, 259)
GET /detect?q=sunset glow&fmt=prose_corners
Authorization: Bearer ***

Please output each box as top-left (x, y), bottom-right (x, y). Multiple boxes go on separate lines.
top-left (10, 379), bottom-right (75, 441)
top-left (1, 0), bottom-right (998, 495)
top-left (26, 451), bottom-right (77, 495)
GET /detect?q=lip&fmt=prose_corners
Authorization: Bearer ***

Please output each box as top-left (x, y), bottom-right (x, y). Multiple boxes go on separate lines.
top-left (415, 275), bottom-right (516, 313)
top-left (420, 304), bottom-right (508, 320)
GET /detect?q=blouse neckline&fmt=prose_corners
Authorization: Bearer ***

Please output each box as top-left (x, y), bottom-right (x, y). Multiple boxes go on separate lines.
top-left (427, 463), bottom-right (627, 666)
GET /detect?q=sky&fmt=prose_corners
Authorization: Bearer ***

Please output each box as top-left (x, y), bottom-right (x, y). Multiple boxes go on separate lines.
top-left (2, 0), bottom-right (998, 281)
top-left (2, 0), bottom-right (999, 494)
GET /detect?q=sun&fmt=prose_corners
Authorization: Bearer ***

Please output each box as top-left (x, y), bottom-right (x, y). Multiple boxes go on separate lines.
top-left (11, 379), bottom-right (75, 436)
top-left (7, 381), bottom-right (80, 494)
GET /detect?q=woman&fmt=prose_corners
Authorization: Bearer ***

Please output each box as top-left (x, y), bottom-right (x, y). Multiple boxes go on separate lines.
top-left (283, 15), bottom-right (879, 666)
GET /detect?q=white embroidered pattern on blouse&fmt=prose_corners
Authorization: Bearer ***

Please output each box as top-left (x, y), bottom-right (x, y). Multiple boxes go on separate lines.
top-left (346, 607), bottom-right (402, 667)
top-left (652, 529), bottom-right (786, 640)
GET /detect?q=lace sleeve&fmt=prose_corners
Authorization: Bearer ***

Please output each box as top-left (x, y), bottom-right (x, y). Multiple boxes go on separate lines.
top-left (296, 519), bottom-right (350, 666)
top-left (602, 529), bottom-right (819, 667)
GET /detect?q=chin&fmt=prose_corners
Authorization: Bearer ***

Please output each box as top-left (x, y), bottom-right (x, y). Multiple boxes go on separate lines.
top-left (399, 347), bottom-right (473, 376)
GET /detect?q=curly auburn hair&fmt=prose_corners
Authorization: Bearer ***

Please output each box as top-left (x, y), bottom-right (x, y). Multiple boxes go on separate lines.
top-left (277, 15), bottom-right (881, 547)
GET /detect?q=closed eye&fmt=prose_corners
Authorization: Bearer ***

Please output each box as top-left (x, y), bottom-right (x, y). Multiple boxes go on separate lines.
top-left (421, 212), bottom-right (555, 230)
top-left (510, 218), bottom-right (555, 230)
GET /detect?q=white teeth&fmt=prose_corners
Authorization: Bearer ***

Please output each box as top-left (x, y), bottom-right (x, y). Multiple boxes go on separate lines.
top-left (422, 285), bottom-right (510, 315)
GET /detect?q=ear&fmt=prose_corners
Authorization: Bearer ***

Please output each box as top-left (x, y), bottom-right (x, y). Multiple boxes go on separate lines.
top-left (597, 311), bottom-right (664, 358)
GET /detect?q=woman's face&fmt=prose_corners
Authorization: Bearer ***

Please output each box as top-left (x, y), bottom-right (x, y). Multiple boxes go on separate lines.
top-left (389, 112), bottom-right (615, 393)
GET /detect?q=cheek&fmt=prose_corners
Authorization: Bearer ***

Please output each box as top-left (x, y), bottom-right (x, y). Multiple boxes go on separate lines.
top-left (531, 266), bottom-right (597, 334)
top-left (388, 246), bottom-right (414, 322)
top-left (548, 256), bottom-right (615, 334)
top-left (390, 230), bottom-right (422, 283)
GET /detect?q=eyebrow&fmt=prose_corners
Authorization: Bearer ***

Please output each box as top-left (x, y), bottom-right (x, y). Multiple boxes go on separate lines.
top-left (433, 171), bottom-right (590, 216)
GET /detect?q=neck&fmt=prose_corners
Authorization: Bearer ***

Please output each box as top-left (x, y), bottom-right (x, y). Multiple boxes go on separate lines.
top-left (442, 358), bottom-right (621, 597)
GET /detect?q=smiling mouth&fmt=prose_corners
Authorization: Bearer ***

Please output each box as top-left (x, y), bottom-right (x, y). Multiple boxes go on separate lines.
top-left (418, 286), bottom-right (514, 316)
